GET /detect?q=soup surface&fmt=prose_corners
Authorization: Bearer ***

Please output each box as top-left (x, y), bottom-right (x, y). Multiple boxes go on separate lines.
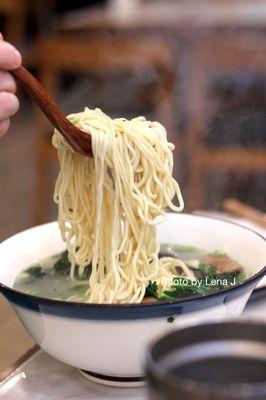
top-left (13, 244), bottom-right (245, 302)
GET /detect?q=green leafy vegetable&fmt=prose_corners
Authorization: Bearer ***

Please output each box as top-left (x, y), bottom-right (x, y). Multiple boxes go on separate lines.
top-left (145, 281), bottom-right (159, 298)
top-left (145, 264), bottom-right (245, 301)
top-left (75, 264), bottom-right (92, 281)
top-left (199, 263), bottom-right (244, 285)
top-left (234, 272), bottom-right (246, 284)
top-left (67, 116), bottom-right (79, 125)
top-left (53, 250), bottom-right (91, 280)
top-left (160, 278), bottom-right (203, 300)
top-left (53, 251), bottom-right (71, 276)
top-left (199, 263), bottom-right (216, 276)
top-left (26, 266), bottom-right (45, 278)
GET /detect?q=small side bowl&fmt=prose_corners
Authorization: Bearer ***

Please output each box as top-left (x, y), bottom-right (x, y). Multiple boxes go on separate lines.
top-left (0, 214), bottom-right (265, 380)
top-left (145, 321), bottom-right (266, 400)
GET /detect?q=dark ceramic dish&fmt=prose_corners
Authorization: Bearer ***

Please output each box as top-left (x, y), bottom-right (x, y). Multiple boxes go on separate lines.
top-left (146, 321), bottom-right (266, 400)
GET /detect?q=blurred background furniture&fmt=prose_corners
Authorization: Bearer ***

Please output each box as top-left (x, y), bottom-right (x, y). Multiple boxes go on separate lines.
top-left (0, 0), bottom-right (26, 44)
top-left (56, 0), bottom-right (266, 213)
top-left (0, 0), bottom-right (266, 221)
top-left (185, 32), bottom-right (266, 210)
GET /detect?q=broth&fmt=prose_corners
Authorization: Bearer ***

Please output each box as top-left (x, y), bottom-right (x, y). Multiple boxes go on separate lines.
top-left (13, 244), bottom-right (245, 302)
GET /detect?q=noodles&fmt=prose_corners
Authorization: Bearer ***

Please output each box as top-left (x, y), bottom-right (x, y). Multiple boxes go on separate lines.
top-left (52, 108), bottom-right (193, 303)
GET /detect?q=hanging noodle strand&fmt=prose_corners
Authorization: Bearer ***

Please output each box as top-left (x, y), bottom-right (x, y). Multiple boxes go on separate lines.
top-left (52, 108), bottom-right (193, 304)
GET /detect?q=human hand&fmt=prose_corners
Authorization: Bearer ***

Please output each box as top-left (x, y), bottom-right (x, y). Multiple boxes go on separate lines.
top-left (0, 33), bottom-right (21, 137)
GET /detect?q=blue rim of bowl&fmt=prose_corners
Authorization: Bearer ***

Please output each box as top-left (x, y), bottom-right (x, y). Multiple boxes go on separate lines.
top-left (0, 214), bottom-right (265, 320)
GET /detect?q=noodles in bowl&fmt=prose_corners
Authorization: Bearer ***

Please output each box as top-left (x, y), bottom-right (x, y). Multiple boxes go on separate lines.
top-left (52, 107), bottom-right (191, 304)
top-left (10, 108), bottom-right (258, 304)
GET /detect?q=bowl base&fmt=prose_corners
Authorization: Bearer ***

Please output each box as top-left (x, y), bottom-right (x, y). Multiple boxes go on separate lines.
top-left (78, 369), bottom-right (146, 387)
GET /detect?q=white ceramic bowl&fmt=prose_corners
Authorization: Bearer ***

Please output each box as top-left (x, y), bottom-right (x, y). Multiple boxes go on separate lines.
top-left (0, 214), bottom-right (265, 384)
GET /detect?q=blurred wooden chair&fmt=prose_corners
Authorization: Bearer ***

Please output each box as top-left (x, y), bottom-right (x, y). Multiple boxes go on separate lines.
top-left (33, 35), bottom-right (175, 223)
top-left (185, 33), bottom-right (266, 210)
top-left (0, 0), bottom-right (26, 44)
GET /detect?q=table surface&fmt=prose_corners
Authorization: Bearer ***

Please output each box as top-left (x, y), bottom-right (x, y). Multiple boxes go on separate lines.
top-left (0, 350), bottom-right (147, 400)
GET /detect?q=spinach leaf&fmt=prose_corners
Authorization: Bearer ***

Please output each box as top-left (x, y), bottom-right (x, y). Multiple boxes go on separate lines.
top-left (145, 266), bottom-right (245, 301)
top-left (67, 116), bottom-right (79, 125)
top-left (145, 281), bottom-right (159, 298)
top-left (199, 263), bottom-right (244, 285)
top-left (53, 250), bottom-right (91, 280)
top-left (53, 251), bottom-right (71, 276)
top-left (199, 263), bottom-right (216, 276)
top-left (75, 264), bottom-right (92, 281)
top-left (26, 266), bottom-right (45, 278)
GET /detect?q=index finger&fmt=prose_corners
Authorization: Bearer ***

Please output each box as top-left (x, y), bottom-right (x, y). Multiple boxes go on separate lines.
top-left (0, 41), bottom-right (21, 70)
